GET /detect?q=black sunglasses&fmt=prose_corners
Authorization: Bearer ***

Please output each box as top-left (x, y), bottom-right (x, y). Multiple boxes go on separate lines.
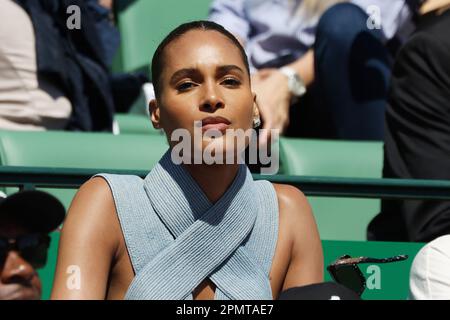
top-left (0, 233), bottom-right (51, 269)
top-left (327, 254), bottom-right (408, 296)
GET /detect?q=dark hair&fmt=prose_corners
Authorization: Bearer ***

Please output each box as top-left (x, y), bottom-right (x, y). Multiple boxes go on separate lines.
top-left (151, 20), bottom-right (250, 99)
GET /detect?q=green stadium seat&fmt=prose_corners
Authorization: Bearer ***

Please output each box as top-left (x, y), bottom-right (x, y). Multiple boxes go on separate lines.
top-left (0, 130), bottom-right (167, 170)
top-left (323, 240), bottom-right (425, 300)
top-left (279, 138), bottom-right (383, 177)
top-left (115, 0), bottom-right (212, 73)
top-left (279, 138), bottom-right (384, 241)
top-left (115, 113), bottom-right (163, 135)
top-left (0, 130), bottom-right (169, 209)
top-left (0, 130), bottom-right (168, 299)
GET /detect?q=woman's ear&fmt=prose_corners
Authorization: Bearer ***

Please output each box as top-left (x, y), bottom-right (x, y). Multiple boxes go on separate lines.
top-left (252, 93), bottom-right (258, 117)
top-left (252, 94), bottom-right (261, 128)
top-left (149, 99), bottom-right (161, 129)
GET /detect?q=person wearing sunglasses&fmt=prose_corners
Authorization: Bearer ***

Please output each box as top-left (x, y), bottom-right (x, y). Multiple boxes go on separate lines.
top-left (0, 190), bottom-right (65, 300)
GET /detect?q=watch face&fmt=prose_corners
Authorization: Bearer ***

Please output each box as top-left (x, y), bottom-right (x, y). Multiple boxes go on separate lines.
top-left (292, 74), bottom-right (306, 96)
top-left (280, 67), bottom-right (307, 97)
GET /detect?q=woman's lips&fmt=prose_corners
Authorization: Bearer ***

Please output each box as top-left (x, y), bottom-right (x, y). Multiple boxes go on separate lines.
top-left (201, 116), bottom-right (231, 133)
top-left (202, 123), bottom-right (230, 133)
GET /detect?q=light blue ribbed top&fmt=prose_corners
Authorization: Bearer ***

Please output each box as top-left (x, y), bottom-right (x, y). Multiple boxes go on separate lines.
top-left (96, 151), bottom-right (279, 300)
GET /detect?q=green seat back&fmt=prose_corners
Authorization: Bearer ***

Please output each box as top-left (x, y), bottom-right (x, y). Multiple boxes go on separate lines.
top-left (323, 240), bottom-right (425, 300)
top-left (115, 113), bottom-right (163, 135)
top-left (0, 130), bottom-right (168, 299)
top-left (279, 138), bottom-right (384, 241)
top-left (279, 138), bottom-right (383, 177)
top-left (0, 130), bottom-right (168, 170)
top-left (115, 0), bottom-right (212, 73)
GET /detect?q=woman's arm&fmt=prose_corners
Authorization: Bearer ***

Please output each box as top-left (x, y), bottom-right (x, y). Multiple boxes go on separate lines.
top-left (51, 177), bottom-right (120, 299)
top-left (274, 184), bottom-right (324, 292)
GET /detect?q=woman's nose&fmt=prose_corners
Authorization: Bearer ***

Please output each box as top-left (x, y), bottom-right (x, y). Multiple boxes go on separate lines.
top-left (199, 82), bottom-right (224, 111)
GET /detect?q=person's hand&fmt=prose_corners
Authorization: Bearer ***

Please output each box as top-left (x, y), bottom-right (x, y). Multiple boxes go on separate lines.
top-left (251, 69), bottom-right (291, 147)
top-left (99, 0), bottom-right (114, 10)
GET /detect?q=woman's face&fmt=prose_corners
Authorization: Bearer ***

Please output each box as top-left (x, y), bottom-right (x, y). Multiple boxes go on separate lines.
top-left (150, 29), bottom-right (256, 162)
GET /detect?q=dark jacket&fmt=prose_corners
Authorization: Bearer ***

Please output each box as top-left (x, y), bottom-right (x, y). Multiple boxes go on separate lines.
top-left (16, 0), bottom-right (114, 131)
top-left (368, 9), bottom-right (450, 242)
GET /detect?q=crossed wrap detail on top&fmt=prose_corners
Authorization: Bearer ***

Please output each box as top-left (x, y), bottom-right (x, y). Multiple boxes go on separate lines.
top-left (96, 151), bottom-right (279, 300)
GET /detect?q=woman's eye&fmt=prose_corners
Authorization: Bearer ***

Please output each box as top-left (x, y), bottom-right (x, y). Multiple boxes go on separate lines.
top-left (222, 78), bottom-right (241, 87)
top-left (177, 82), bottom-right (196, 92)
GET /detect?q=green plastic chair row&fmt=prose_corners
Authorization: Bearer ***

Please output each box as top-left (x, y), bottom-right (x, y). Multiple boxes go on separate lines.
top-left (0, 130), bottom-right (395, 299)
top-left (115, 113), bottom-right (161, 135)
top-left (0, 130), bottom-right (168, 209)
top-left (0, 129), bottom-right (383, 241)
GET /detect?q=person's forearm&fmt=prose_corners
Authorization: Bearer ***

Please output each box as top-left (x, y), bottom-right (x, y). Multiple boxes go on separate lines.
top-left (286, 49), bottom-right (315, 87)
top-left (420, 0), bottom-right (450, 14)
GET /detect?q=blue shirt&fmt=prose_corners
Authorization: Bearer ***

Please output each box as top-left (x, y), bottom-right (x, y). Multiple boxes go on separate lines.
top-left (209, 0), bottom-right (416, 70)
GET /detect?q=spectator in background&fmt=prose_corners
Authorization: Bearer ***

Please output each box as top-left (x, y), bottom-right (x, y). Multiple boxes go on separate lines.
top-left (85, 0), bottom-right (149, 116)
top-left (0, 190), bottom-right (65, 300)
top-left (209, 0), bottom-right (420, 143)
top-left (0, 0), bottom-right (147, 132)
top-left (368, 0), bottom-right (450, 242)
top-left (0, 0), bottom-right (72, 130)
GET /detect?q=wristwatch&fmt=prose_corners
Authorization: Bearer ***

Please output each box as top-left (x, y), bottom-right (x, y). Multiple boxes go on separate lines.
top-left (280, 66), bottom-right (307, 98)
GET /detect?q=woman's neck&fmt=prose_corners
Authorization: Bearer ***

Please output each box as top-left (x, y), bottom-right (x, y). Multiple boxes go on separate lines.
top-left (183, 163), bottom-right (241, 203)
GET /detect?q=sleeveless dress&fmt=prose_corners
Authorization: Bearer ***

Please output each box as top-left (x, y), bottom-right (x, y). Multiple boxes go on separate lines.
top-left (96, 151), bottom-right (279, 300)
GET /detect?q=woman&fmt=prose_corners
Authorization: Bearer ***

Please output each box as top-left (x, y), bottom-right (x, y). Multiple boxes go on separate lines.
top-left (50, 21), bottom-right (323, 300)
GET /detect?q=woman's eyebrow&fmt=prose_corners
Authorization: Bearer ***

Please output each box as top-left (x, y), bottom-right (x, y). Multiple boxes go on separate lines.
top-left (169, 68), bottom-right (199, 85)
top-left (216, 65), bottom-right (244, 76)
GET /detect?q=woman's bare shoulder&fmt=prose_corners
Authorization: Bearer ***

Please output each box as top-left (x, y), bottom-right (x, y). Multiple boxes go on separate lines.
top-left (51, 177), bottom-right (122, 299)
top-left (62, 176), bottom-right (120, 254)
top-left (271, 183), bottom-right (323, 289)
top-left (270, 182), bottom-right (317, 249)
top-left (272, 183), bottom-right (312, 219)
